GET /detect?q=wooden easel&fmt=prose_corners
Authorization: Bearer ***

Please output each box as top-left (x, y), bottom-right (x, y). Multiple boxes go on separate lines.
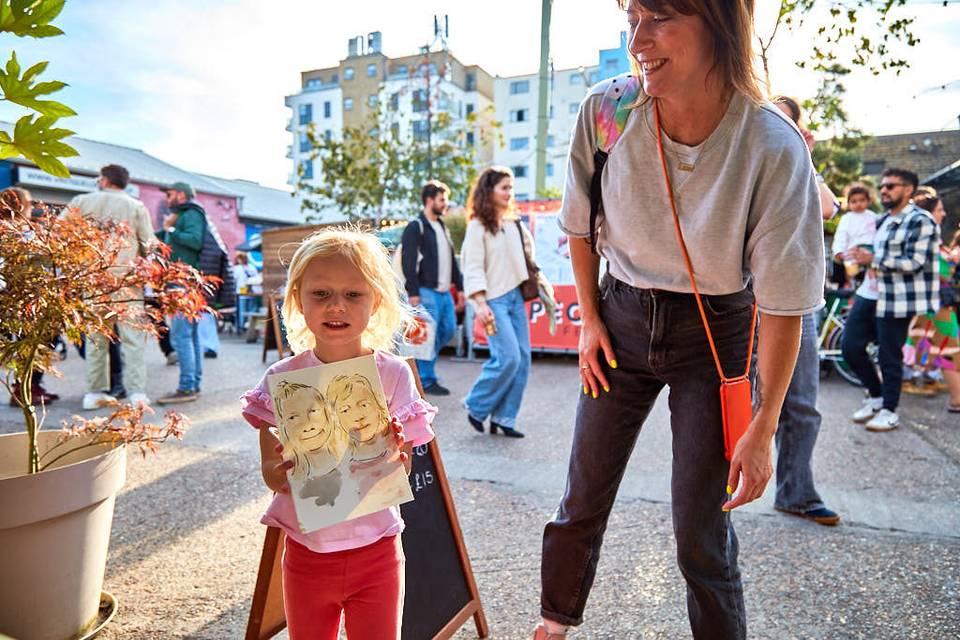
top-left (244, 360), bottom-right (488, 640)
top-left (260, 294), bottom-right (287, 363)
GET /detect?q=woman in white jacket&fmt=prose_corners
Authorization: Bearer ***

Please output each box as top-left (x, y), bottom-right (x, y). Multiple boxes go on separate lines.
top-left (460, 167), bottom-right (533, 438)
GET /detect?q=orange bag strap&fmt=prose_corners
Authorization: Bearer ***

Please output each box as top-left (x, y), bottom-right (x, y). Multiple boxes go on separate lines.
top-left (653, 100), bottom-right (757, 383)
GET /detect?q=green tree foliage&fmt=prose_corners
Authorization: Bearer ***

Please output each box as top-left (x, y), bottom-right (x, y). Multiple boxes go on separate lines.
top-left (296, 106), bottom-right (501, 222)
top-left (758, 1), bottom-right (922, 198)
top-left (0, 0), bottom-right (77, 177)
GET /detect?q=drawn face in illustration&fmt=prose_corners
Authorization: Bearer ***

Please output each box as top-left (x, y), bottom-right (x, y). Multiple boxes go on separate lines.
top-left (336, 384), bottom-right (385, 445)
top-left (282, 389), bottom-right (335, 453)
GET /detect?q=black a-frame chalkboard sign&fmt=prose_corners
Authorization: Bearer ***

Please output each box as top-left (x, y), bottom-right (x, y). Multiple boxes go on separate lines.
top-left (245, 360), bottom-right (488, 640)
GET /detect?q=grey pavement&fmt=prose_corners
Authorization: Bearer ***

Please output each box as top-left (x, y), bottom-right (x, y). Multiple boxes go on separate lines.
top-left (2, 335), bottom-right (958, 639)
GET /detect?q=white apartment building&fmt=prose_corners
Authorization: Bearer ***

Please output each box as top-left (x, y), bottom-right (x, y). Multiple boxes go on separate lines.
top-left (493, 32), bottom-right (630, 201)
top-left (284, 33), bottom-right (495, 214)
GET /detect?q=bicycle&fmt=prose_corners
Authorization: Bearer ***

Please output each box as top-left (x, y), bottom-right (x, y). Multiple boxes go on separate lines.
top-left (817, 288), bottom-right (879, 387)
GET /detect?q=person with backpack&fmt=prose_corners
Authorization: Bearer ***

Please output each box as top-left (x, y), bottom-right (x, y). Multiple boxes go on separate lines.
top-left (534, 3), bottom-right (824, 639)
top-left (399, 180), bottom-right (464, 396)
top-left (155, 181), bottom-right (218, 405)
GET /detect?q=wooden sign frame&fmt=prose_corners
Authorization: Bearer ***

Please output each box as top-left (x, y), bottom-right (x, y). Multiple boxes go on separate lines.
top-left (260, 294), bottom-right (288, 363)
top-left (244, 360), bottom-right (488, 640)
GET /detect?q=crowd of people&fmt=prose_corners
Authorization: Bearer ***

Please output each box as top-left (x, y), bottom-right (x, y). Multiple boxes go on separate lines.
top-left (2, 167), bottom-right (260, 410)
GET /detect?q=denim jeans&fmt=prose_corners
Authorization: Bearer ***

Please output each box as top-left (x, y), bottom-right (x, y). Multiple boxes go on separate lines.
top-left (774, 313), bottom-right (825, 513)
top-left (840, 296), bottom-right (912, 411)
top-left (464, 286), bottom-right (531, 428)
top-left (170, 314), bottom-right (202, 392)
top-left (541, 276), bottom-right (755, 639)
top-left (198, 311), bottom-right (220, 355)
top-left (415, 287), bottom-right (456, 388)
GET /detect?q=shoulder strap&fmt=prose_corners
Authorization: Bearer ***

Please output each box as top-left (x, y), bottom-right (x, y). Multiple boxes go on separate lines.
top-left (589, 74), bottom-right (641, 253)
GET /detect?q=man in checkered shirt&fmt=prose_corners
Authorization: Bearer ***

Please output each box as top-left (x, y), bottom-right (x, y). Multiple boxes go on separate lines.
top-left (841, 168), bottom-right (940, 432)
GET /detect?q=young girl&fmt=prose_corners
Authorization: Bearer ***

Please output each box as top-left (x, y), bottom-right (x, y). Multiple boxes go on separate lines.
top-left (240, 228), bottom-right (437, 640)
top-left (833, 183), bottom-right (879, 287)
top-left (272, 380), bottom-right (349, 481)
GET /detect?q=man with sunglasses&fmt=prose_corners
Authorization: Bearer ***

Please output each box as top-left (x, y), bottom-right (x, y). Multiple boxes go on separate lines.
top-left (841, 168), bottom-right (940, 431)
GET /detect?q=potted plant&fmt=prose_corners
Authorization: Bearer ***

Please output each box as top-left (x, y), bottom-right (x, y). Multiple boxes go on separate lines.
top-left (0, 206), bottom-right (213, 640)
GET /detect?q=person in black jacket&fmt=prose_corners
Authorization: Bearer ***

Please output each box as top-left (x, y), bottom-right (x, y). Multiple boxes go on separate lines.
top-left (401, 181), bottom-right (464, 396)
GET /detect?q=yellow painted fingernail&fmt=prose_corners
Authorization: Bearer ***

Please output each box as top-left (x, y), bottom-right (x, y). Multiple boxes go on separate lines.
top-left (583, 385), bottom-right (589, 395)
top-left (609, 359), bottom-right (618, 369)
top-left (726, 485), bottom-right (734, 495)
top-left (721, 506), bottom-right (730, 512)
top-left (603, 385), bottom-right (610, 393)
top-left (592, 391), bottom-right (598, 399)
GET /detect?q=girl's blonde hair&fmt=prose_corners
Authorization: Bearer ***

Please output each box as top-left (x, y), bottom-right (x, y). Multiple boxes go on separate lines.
top-left (282, 226), bottom-right (414, 354)
top-left (272, 380), bottom-right (349, 480)
top-left (326, 373), bottom-right (390, 441)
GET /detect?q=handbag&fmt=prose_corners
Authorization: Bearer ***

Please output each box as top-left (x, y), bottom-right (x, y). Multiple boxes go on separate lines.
top-left (514, 220), bottom-right (540, 301)
top-left (653, 102), bottom-right (758, 462)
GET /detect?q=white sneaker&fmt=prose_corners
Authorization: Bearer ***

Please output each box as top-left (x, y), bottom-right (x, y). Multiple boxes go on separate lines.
top-left (852, 397), bottom-right (884, 423)
top-left (82, 392), bottom-right (117, 410)
top-left (865, 408), bottom-right (900, 432)
top-left (127, 393), bottom-right (151, 407)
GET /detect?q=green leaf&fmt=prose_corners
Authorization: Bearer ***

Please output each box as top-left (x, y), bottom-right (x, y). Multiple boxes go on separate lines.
top-left (3, 113), bottom-right (77, 177)
top-left (0, 51), bottom-right (77, 116)
top-left (0, 0), bottom-right (65, 38)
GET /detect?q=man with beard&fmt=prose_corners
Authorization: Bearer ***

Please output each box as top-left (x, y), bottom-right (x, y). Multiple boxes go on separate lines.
top-left (842, 168), bottom-right (940, 431)
top-left (400, 180), bottom-right (464, 396)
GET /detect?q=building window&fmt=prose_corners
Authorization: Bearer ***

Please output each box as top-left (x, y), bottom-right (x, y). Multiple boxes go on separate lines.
top-left (515, 193), bottom-right (529, 202)
top-left (510, 137), bottom-right (529, 151)
top-left (367, 63), bottom-right (377, 77)
top-left (299, 160), bottom-right (313, 180)
top-left (510, 80), bottom-right (530, 94)
top-left (549, 105), bottom-right (555, 119)
top-left (569, 102), bottom-right (579, 114)
top-left (547, 135), bottom-right (555, 147)
top-left (344, 67), bottom-right (355, 80)
top-left (570, 74), bottom-right (583, 85)
top-left (412, 89), bottom-right (428, 113)
top-left (299, 131), bottom-right (310, 152)
top-left (390, 122), bottom-right (400, 139)
top-left (546, 162), bottom-right (554, 177)
top-left (305, 79), bottom-right (320, 90)
top-left (512, 165), bottom-right (528, 178)
top-left (324, 129), bottom-right (332, 141)
top-left (510, 108), bottom-right (528, 123)
top-left (465, 103), bottom-right (475, 116)
top-left (344, 97), bottom-right (353, 111)
top-left (412, 119), bottom-right (430, 142)
top-left (368, 94), bottom-right (378, 107)
top-left (862, 160), bottom-right (886, 175)
top-left (466, 72), bottom-right (477, 91)
top-left (389, 93), bottom-right (399, 110)
top-left (323, 101), bottom-right (331, 118)
top-left (394, 64), bottom-right (408, 76)
top-left (466, 131), bottom-right (475, 147)
top-left (298, 103), bottom-right (312, 125)
top-left (330, 73), bottom-right (339, 83)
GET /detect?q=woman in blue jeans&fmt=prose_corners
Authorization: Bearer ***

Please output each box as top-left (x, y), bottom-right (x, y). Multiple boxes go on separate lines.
top-left (460, 167), bottom-right (532, 439)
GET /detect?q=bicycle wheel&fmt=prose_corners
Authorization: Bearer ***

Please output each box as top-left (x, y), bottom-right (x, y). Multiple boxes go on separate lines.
top-left (826, 325), bottom-right (864, 387)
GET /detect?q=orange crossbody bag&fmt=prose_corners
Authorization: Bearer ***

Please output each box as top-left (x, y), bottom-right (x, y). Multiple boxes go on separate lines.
top-left (653, 102), bottom-right (758, 461)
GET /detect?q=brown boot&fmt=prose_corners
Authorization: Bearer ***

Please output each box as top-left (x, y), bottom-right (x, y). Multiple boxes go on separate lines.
top-left (532, 623), bottom-right (568, 639)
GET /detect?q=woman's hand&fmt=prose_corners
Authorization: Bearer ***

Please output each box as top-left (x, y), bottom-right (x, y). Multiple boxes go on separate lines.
top-left (475, 301), bottom-right (493, 324)
top-left (578, 316), bottom-right (617, 398)
top-left (723, 419), bottom-right (775, 511)
top-left (262, 441), bottom-right (294, 494)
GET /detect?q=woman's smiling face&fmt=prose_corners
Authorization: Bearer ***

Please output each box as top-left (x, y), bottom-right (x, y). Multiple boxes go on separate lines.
top-left (284, 391), bottom-right (331, 453)
top-left (336, 385), bottom-right (383, 444)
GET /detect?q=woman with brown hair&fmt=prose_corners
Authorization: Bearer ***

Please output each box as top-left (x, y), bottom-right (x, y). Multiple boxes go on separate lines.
top-left (535, 1), bottom-right (824, 638)
top-left (460, 167), bottom-right (533, 438)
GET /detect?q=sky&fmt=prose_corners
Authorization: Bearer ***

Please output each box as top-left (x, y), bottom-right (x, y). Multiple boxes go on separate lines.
top-left (2, 0), bottom-right (958, 190)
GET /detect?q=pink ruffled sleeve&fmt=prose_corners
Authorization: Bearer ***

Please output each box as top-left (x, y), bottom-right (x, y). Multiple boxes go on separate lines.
top-left (383, 355), bottom-right (437, 447)
top-left (240, 377), bottom-right (276, 429)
